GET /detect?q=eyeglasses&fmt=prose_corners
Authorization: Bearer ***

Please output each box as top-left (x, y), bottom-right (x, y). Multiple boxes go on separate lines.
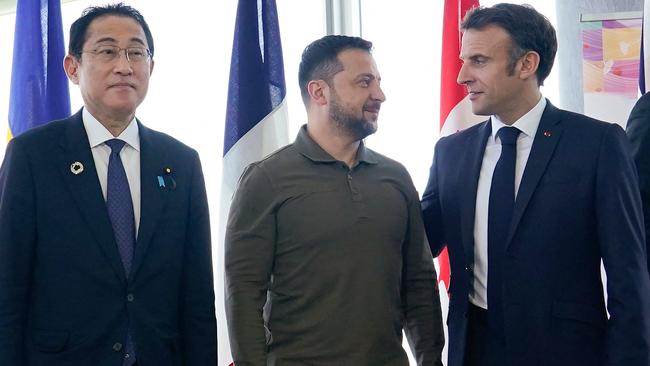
top-left (82, 45), bottom-right (152, 63)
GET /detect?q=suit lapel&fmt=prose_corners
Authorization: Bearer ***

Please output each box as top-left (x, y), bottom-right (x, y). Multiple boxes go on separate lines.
top-left (131, 123), bottom-right (169, 279)
top-left (506, 101), bottom-right (564, 248)
top-left (57, 111), bottom-right (127, 284)
top-left (460, 121), bottom-right (492, 265)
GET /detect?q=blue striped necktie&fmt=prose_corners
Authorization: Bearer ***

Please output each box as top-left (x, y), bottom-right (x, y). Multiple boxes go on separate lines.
top-left (105, 138), bottom-right (137, 366)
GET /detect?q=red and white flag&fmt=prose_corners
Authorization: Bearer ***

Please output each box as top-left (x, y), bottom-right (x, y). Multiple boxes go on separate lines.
top-left (440, 0), bottom-right (483, 137)
top-left (438, 0), bottom-right (483, 362)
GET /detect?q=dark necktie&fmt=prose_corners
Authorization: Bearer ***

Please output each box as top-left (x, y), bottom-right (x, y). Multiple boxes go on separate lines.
top-left (487, 126), bottom-right (520, 364)
top-left (105, 139), bottom-right (137, 366)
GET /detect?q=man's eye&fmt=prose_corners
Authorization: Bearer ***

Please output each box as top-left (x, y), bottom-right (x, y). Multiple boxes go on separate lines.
top-left (98, 48), bottom-right (116, 55)
top-left (129, 49), bottom-right (145, 57)
top-left (359, 80), bottom-right (370, 87)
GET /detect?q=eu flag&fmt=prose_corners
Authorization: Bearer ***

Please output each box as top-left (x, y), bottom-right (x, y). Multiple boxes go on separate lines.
top-left (8, 0), bottom-right (70, 138)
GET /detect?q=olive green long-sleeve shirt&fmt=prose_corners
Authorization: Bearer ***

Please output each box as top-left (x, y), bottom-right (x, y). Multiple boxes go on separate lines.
top-left (225, 125), bottom-right (444, 366)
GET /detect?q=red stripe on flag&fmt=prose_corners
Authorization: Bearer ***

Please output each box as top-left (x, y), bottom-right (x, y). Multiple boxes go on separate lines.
top-left (437, 248), bottom-right (452, 291)
top-left (438, 0), bottom-right (479, 290)
top-left (440, 0), bottom-right (479, 128)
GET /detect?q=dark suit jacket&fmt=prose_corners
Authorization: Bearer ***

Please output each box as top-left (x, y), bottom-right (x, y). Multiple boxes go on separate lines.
top-left (626, 92), bottom-right (650, 277)
top-left (0, 110), bottom-right (217, 365)
top-left (422, 101), bottom-right (650, 366)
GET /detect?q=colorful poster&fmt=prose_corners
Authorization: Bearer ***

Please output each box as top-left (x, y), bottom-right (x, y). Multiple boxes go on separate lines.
top-left (581, 16), bottom-right (641, 128)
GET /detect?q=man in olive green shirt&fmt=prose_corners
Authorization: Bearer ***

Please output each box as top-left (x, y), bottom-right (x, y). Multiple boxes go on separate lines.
top-left (225, 35), bottom-right (444, 366)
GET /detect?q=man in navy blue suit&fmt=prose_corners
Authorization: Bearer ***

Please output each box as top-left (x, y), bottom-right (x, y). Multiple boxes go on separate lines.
top-left (422, 4), bottom-right (650, 366)
top-left (0, 4), bottom-right (216, 365)
top-left (626, 91), bottom-right (650, 278)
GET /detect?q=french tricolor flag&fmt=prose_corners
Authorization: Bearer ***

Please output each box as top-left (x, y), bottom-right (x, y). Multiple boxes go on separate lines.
top-left (217, 0), bottom-right (289, 364)
top-left (437, 0), bottom-right (482, 363)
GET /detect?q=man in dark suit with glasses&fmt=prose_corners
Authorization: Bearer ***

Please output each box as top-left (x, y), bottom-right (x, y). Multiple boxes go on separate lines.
top-left (0, 4), bottom-right (217, 365)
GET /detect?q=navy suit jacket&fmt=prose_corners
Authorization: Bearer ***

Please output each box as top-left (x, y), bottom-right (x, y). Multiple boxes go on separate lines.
top-left (0, 110), bottom-right (217, 365)
top-left (422, 101), bottom-right (650, 366)
top-left (626, 92), bottom-right (650, 277)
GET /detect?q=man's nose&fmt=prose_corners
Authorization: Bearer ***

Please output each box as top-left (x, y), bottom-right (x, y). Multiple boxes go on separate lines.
top-left (113, 50), bottom-right (133, 75)
top-left (372, 84), bottom-right (386, 102)
top-left (457, 62), bottom-right (470, 85)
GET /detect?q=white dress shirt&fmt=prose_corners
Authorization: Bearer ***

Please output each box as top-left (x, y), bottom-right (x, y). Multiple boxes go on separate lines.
top-left (469, 96), bottom-right (546, 309)
top-left (82, 107), bottom-right (141, 235)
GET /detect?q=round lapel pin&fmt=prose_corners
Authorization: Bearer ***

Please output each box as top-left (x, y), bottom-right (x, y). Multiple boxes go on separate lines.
top-left (70, 161), bottom-right (84, 175)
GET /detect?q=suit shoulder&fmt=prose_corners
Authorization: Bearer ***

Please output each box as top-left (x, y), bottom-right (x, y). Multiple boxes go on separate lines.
top-left (10, 118), bottom-right (69, 146)
top-left (540, 108), bottom-right (630, 158)
top-left (629, 92), bottom-right (650, 118)
top-left (140, 125), bottom-right (199, 156)
top-left (555, 108), bottom-right (620, 134)
top-left (437, 120), bottom-right (488, 147)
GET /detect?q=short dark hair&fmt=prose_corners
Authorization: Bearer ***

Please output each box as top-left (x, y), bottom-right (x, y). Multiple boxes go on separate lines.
top-left (298, 35), bottom-right (373, 105)
top-left (461, 3), bottom-right (557, 86)
top-left (68, 3), bottom-right (154, 59)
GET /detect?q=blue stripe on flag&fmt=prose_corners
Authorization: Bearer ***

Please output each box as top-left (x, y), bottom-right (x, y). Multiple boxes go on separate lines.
top-left (224, 0), bottom-right (286, 156)
top-left (641, 23), bottom-right (646, 94)
top-left (642, 0), bottom-right (650, 94)
top-left (9, 0), bottom-right (71, 137)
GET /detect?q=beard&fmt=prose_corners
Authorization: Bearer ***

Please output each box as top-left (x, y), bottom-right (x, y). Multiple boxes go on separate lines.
top-left (329, 90), bottom-right (378, 141)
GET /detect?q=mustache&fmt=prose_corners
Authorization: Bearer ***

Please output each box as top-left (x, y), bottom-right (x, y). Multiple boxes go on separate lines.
top-left (363, 102), bottom-right (382, 112)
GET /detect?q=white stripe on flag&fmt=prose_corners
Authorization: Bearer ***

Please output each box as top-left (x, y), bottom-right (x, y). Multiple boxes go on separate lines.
top-left (216, 100), bottom-right (289, 366)
top-left (221, 100), bottom-right (290, 195)
top-left (440, 95), bottom-right (485, 137)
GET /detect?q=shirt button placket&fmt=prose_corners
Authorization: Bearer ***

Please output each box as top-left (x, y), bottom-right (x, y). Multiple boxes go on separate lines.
top-left (347, 171), bottom-right (353, 186)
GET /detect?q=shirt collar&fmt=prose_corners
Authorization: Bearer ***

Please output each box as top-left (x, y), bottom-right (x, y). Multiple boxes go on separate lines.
top-left (82, 107), bottom-right (140, 151)
top-left (490, 96), bottom-right (546, 142)
top-left (294, 124), bottom-right (378, 165)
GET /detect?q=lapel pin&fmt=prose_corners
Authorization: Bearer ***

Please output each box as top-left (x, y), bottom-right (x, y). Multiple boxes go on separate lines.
top-left (158, 167), bottom-right (176, 190)
top-left (70, 161), bottom-right (84, 175)
top-left (163, 166), bottom-right (176, 190)
top-left (543, 130), bottom-right (552, 137)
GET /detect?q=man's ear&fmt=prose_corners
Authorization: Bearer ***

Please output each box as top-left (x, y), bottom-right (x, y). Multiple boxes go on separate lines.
top-left (307, 80), bottom-right (329, 106)
top-left (149, 59), bottom-right (154, 76)
top-left (63, 55), bottom-right (80, 85)
top-left (518, 50), bottom-right (540, 81)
